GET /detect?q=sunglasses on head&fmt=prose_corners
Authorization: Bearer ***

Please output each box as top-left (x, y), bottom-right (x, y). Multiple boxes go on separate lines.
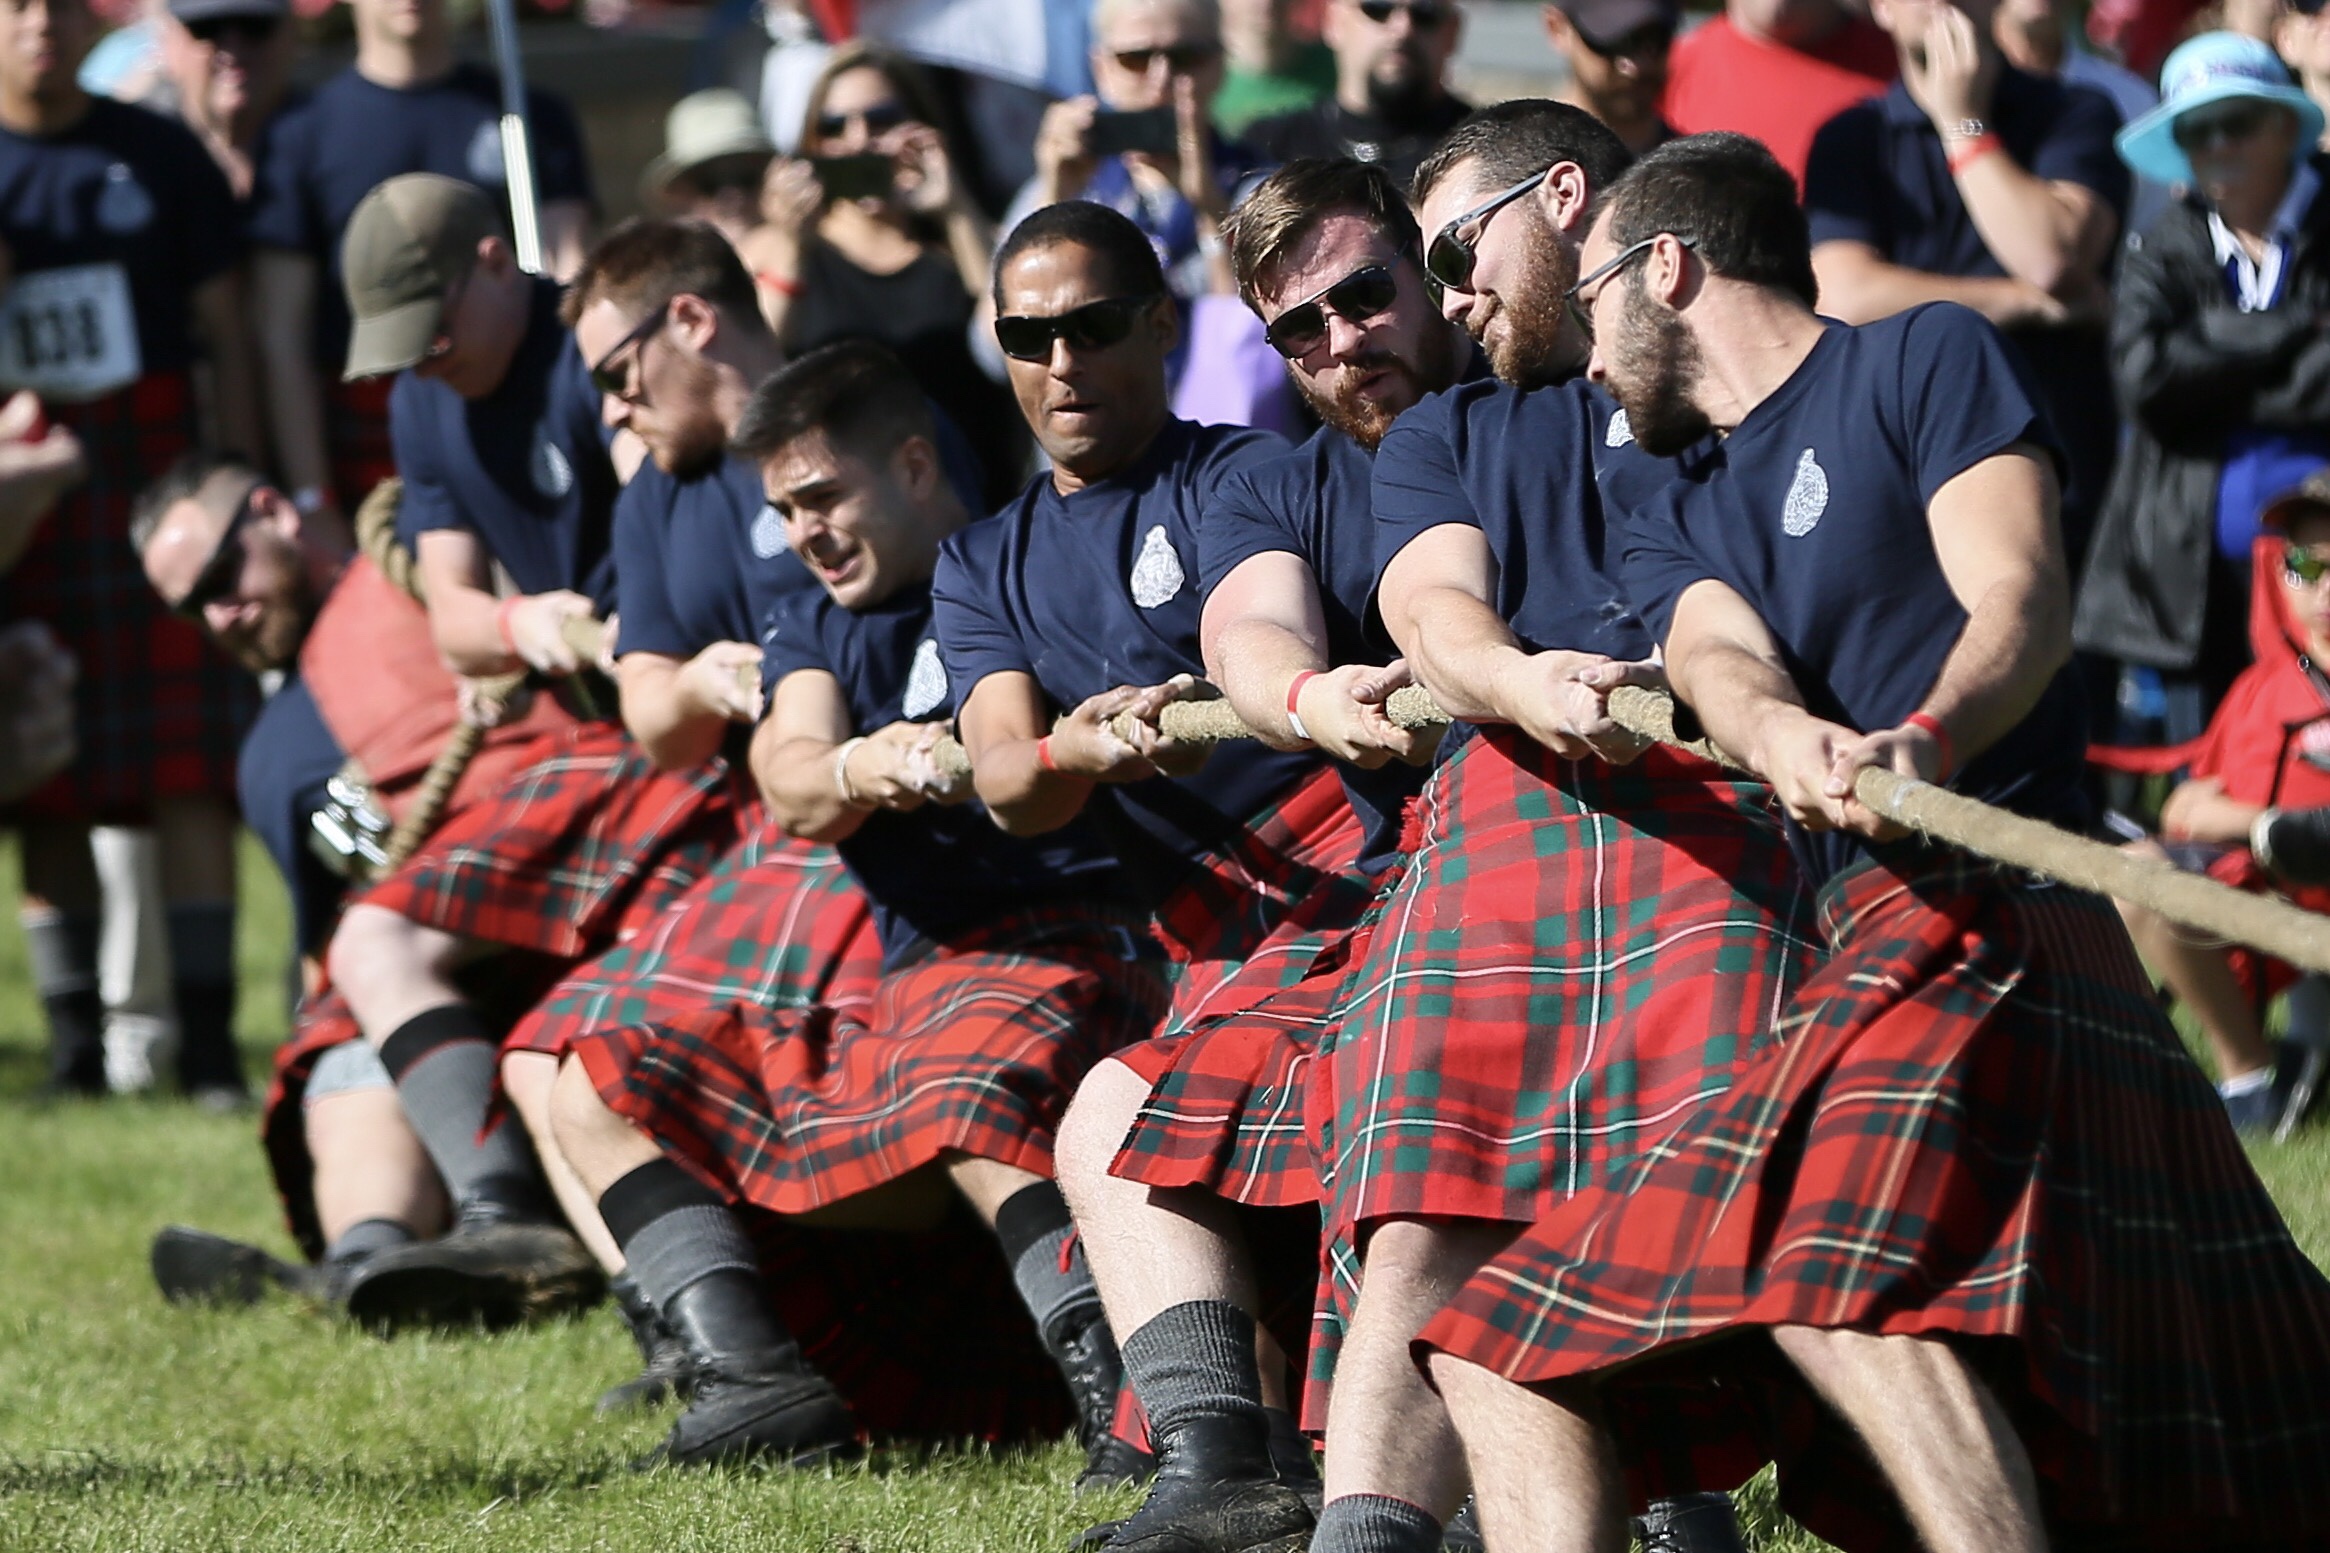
top-left (1263, 263), bottom-right (1402, 358)
top-left (993, 295), bottom-right (1163, 363)
top-left (1574, 17), bottom-right (1674, 56)
top-left (1111, 42), bottom-right (1221, 72)
top-left (2285, 543), bottom-right (2330, 586)
top-left (1424, 168), bottom-right (1550, 294)
top-left (172, 487), bottom-right (260, 622)
top-left (185, 12), bottom-right (279, 44)
top-left (588, 303), bottom-right (668, 398)
top-left (2172, 100), bottom-right (2273, 151)
top-left (1356, 0), bottom-right (1452, 24)
top-left (814, 102), bottom-right (912, 140)
top-left (1563, 233), bottom-right (1695, 340)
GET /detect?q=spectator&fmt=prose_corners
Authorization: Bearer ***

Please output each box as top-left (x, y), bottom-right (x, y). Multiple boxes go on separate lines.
top-left (2277, 0), bottom-right (2330, 150)
top-left (750, 43), bottom-right (1025, 504)
top-left (1805, 0), bottom-right (2127, 566)
top-left (1661, 0), bottom-right (1897, 185)
top-left (2115, 476), bottom-right (2330, 1137)
top-left (1013, 0), bottom-right (1261, 301)
top-left (1544, 0), bottom-right (1679, 155)
top-left (1213, 0), bottom-right (1335, 136)
top-left (148, 0), bottom-right (294, 201)
top-left (1242, 0), bottom-right (1470, 187)
top-left (2078, 34), bottom-right (2330, 729)
top-left (1995, 0), bottom-right (2169, 235)
top-left (760, 0), bottom-right (834, 154)
top-left (247, 0), bottom-right (596, 528)
top-left (0, 393), bottom-right (84, 808)
top-left (641, 89), bottom-right (775, 249)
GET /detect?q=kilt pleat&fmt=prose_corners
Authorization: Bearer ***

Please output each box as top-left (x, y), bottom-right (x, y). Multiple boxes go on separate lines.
top-left (571, 905), bottom-right (1170, 1214)
top-left (1307, 725), bottom-right (1815, 1425)
top-left (354, 722), bottom-right (737, 959)
top-left (1418, 854), bottom-right (2330, 1552)
top-left (326, 377), bottom-right (396, 516)
top-left (501, 816), bottom-right (881, 1060)
top-left (0, 373), bottom-right (255, 821)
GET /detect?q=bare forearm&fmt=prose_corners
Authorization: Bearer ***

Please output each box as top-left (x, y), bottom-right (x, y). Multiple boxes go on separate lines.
top-left (972, 737), bottom-right (1092, 835)
top-left (430, 583), bottom-right (527, 676)
top-left (1671, 638), bottom-right (1810, 777)
top-left (1914, 576), bottom-right (2070, 766)
top-left (754, 735), bottom-right (870, 842)
top-left (1817, 252), bottom-right (2052, 327)
top-left (1394, 588), bottom-right (1550, 724)
top-left (1953, 159), bottom-right (2103, 294)
top-left (618, 660), bottom-right (729, 772)
top-left (1211, 619), bottom-right (1324, 746)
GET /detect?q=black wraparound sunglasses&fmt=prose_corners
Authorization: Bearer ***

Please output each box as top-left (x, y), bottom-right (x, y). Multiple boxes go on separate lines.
top-left (815, 102), bottom-right (913, 140)
top-left (1262, 263), bottom-right (1402, 358)
top-left (1425, 168), bottom-right (1550, 294)
top-left (994, 295), bottom-right (1163, 362)
top-left (588, 304), bottom-right (668, 398)
top-left (172, 486), bottom-right (261, 621)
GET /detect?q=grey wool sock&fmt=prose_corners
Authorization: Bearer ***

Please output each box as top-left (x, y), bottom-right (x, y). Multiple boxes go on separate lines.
top-left (620, 1205), bottom-right (763, 1312)
top-left (21, 905), bottom-right (99, 999)
top-left (375, 1006), bottom-right (545, 1214)
top-left (1308, 1495), bottom-right (1444, 1553)
top-left (325, 1217), bottom-right (416, 1265)
top-left (1011, 1224), bottom-right (1100, 1342)
top-left (1116, 1298), bottom-right (1268, 1441)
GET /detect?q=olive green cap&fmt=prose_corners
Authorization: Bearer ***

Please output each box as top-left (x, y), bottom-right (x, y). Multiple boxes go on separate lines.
top-left (339, 174), bottom-right (500, 382)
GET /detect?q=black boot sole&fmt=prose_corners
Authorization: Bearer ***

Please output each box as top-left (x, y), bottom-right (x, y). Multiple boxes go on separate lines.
top-left (1101, 1480), bottom-right (1318, 1553)
top-left (644, 1373), bottom-right (861, 1470)
top-left (151, 1227), bottom-right (294, 1306)
top-left (343, 1225), bottom-right (604, 1335)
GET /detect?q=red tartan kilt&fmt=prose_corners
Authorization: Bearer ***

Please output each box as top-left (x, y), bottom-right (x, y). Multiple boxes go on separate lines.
top-left (1151, 764), bottom-right (1369, 1030)
top-left (355, 723), bottom-right (738, 960)
top-left (500, 816), bottom-right (881, 1061)
top-left (2191, 846), bottom-right (2317, 1008)
top-left (572, 905), bottom-right (1170, 1214)
top-left (326, 376), bottom-right (396, 515)
top-left (0, 373), bottom-right (255, 821)
top-left (1420, 855), bottom-right (2330, 1552)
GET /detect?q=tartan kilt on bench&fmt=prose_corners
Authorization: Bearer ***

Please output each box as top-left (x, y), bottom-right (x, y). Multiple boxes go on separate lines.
top-left (353, 721), bottom-right (738, 960)
top-left (500, 812), bottom-right (883, 1062)
top-left (1306, 724), bottom-right (1816, 1424)
top-left (1418, 852), bottom-right (2330, 1553)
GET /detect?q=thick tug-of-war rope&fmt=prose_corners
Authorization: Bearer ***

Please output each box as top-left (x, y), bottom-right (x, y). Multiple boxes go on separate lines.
top-left (556, 616), bottom-right (2330, 974)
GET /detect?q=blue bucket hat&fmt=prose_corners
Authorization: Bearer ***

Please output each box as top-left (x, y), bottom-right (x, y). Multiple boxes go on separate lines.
top-left (2116, 32), bottom-right (2325, 187)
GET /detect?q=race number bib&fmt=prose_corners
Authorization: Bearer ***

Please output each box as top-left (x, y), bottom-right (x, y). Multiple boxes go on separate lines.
top-left (0, 263), bottom-right (143, 403)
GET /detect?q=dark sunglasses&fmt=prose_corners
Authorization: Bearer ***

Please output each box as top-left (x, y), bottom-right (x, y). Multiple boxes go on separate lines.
top-left (1424, 168), bottom-right (1550, 294)
top-left (1563, 233), bottom-right (1695, 340)
top-left (1574, 17), bottom-right (1674, 56)
top-left (1111, 43), bottom-right (1221, 72)
top-left (993, 295), bottom-right (1162, 362)
top-left (172, 487), bottom-right (260, 621)
top-left (1263, 263), bottom-right (1402, 358)
top-left (185, 13), bottom-right (279, 44)
top-left (2285, 544), bottom-right (2330, 586)
top-left (814, 102), bottom-right (912, 139)
top-left (2172, 101), bottom-right (2274, 151)
top-left (1357, 0), bottom-right (1452, 24)
top-left (587, 304), bottom-right (668, 398)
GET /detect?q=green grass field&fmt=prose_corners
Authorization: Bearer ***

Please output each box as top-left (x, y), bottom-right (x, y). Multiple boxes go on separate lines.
top-left (0, 835), bottom-right (2323, 1552)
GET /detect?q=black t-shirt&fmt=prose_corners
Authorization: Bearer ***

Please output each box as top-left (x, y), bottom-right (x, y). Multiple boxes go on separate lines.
top-left (0, 98), bottom-right (241, 393)
top-left (789, 243), bottom-right (1026, 508)
top-left (761, 576), bottom-right (1128, 966)
top-left (390, 281), bottom-right (618, 609)
top-left (247, 62), bottom-right (595, 376)
top-left (1618, 304), bottom-right (2089, 886)
top-left (1804, 70), bottom-right (2127, 550)
top-left (616, 454), bottom-right (815, 661)
top-left (1243, 93), bottom-right (1473, 190)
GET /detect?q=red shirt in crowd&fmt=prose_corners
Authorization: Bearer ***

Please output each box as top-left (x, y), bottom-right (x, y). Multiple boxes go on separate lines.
top-left (1661, 13), bottom-right (1898, 187)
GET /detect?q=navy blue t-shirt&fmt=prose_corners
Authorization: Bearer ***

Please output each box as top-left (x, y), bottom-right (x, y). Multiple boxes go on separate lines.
top-left (931, 418), bottom-right (1321, 903)
top-left (617, 454), bottom-right (816, 660)
top-left (1618, 304), bottom-right (2089, 886)
top-left (1804, 71), bottom-right (2125, 551)
top-left (237, 678), bottom-right (351, 957)
top-left (391, 280), bottom-right (618, 610)
top-left (762, 576), bottom-right (1129, 966)
top-left (0, 99), bottom-right (240, 390)
top-left (247, 63), bottom-right (594, 374)
top-left (1198, 425), bottom-right (1428, 876)
top-left (1371, 378), bottom-right (1685, 660)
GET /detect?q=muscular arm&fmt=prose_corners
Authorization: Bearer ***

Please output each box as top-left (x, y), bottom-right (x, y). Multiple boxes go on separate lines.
top-left (1812, 240), bottom-right (2072, 329)
top-left (252, 250), bottom-right (334, 505)
top-left (617, 642), bottom-right (762, 772)
top-left (415, 529), bottom-right (524, 675)
top-left (956, 670), bottom-right (1093, 836)
top-left (1200, 550), bottom-right (1331, 749)
top-left (750, 668), bottom-right (871, 844)
top-left (1950, 158), bottom-right (2116, 297)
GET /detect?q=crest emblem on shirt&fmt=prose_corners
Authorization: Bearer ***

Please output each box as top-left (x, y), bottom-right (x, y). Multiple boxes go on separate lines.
top-left (1781, 448), bottom-right (1829, 538)
top-left (530, 433), bottom-right (574, 499)
top-left (467, 122), bottom-right (510, 187)
top-left (1130, 524), bottom-right (1185, 609)
top-left (901, 638), bottom-right (948, 719)
top-left (750, 504), bottom-right (787, 558)
top-left (95, 164), bottom-right (154, 236)
top-left (1604, 408), bottom-right (1634, 448)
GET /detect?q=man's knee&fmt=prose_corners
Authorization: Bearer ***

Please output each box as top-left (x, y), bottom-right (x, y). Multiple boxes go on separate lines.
top-left (549, 1052), bottom-right (619, 1158)
top-left (1362, 1217), bottom-right (1518, 1290)
top-left (325, 905), bottom-right (419, 1000)
top-left (1054, 1056), bottom-right (1151, 1186)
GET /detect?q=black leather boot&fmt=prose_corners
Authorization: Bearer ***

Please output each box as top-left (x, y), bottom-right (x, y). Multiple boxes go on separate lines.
top-left (1262, 1408), bottom-right (1319, 1513)
top-left (342, 1199), bottom-right (604, 1334)
top-left (150, 1226), bottom-right (350, 1306)
top-left (1099, 1413), bottom-right (1317, 1553)
top-left (1052, 1304), bottom-right (1155, 1490)
top-left (596, 1274), bottom-right (696, 1415)
top-left (1634, 1493), bottom-right (1749, 1553)
top-left (1441, 1497), bottom-right (1483, 1552)
top-left (645, 1269), bottom-right (857, 1469)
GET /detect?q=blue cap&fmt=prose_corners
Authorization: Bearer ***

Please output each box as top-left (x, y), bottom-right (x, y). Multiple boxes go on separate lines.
top-left (2116, 32), bottom-right (2324, 187)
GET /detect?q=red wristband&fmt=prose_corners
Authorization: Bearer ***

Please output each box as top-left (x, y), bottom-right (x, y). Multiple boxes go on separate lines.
top-left (1946, 132), bottom-right (2002, 175)
top-left (1905, 711), bottom-right (1954, 778)
top-left (494, 596), bottom-right (522, 653)
top-left (755, 270), bottom-right (803, 298)
top-left (1285, 670), bottom-right (1320, 740)
top-left (1036, 734), bottom-right (1060, 773)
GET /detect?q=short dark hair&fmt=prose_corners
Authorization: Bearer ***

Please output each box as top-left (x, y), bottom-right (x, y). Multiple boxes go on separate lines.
top-left (731, 340), bottom-right (937, 470)
top-left (1225, 157), bottom-right (1421, 314)
top-left (130, 451), bottom-right (258, 555)
top-left (1593, 133), bottom-right (1817, 308)
top-left (561, 217), bottom-right (764, 332)
top-left (992, 200), bottom-right (1168, 311)
top-left (1411, 99), bottom-right (1632, 213)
